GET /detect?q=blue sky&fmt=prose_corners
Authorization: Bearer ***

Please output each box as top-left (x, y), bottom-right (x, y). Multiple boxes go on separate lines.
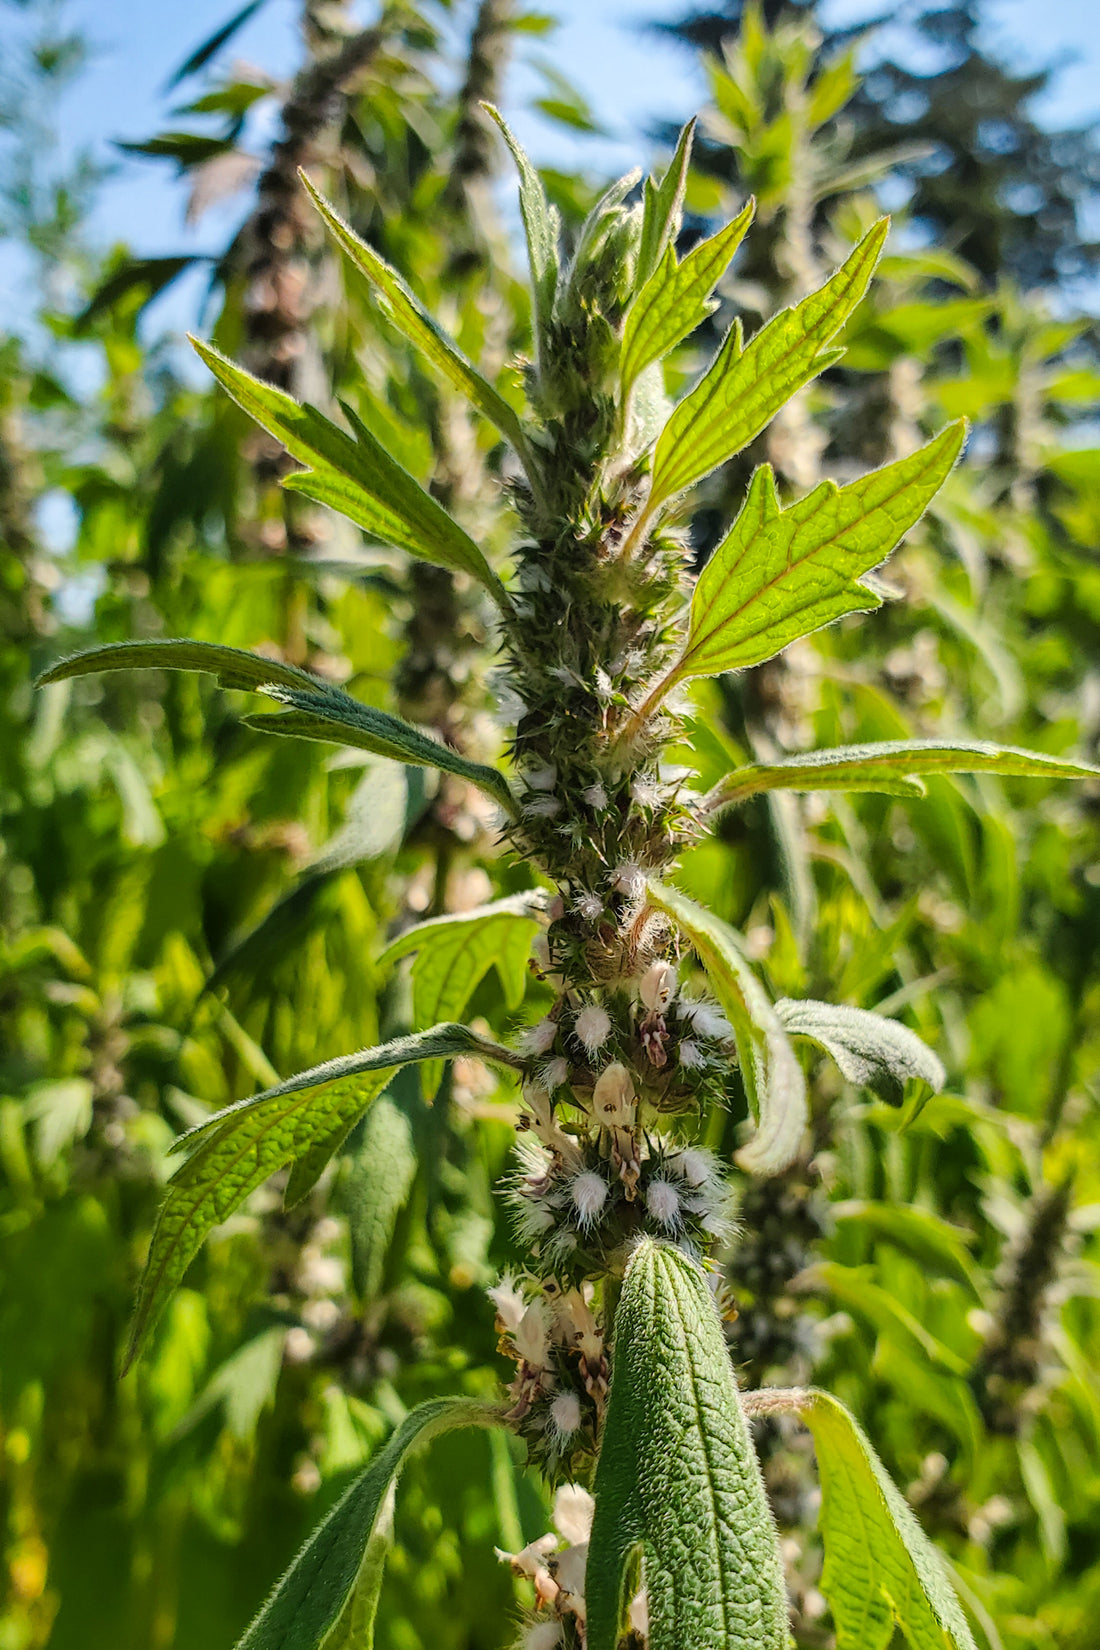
top-left (6, 0), bottom-right (1100, 324)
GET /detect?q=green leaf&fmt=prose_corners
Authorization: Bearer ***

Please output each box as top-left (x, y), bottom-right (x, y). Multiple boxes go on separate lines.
top-left (776, 998), bottom-right (945, 1106)
top-left (296, 174), bottom-right (532, 464)
top-left (831, 1202), bottom-right (979, 1292)
top-left (241, 688), bottom-right (518, 818)
top-left (646, 219), bottom-right (888, 513)
top-left (673, 421), bottom-right (966, 684)
top-left (645, 881), bottom-right (807, 1175)
top-left (339, 1085), bottom-right (419, 1305)
top-left (587, 1240), bottom-right (788, 1650)
top-left (377, 895), bottom-right (542, 1096)
top-left (810, 1262), bottom-right (969, 1375)
top-left (191, 338), bottom-right (508, 603)
top-left (126, 1026), bottom-right (521, 1367)
top-left (36, 640), bottom-right (518, 819)
top-left (235, 1397), bottom-right (503, 1650)
top-left (622, 200), bottom-right (755, 395)
top-left (703, 737), bottom-right (1100, 811)
top-left (482, 104), bottom-right (559, 340)
top-left (635, 119), bottom-right (696, 291)
top-left (777, 1388), bottom-right (978, 1649)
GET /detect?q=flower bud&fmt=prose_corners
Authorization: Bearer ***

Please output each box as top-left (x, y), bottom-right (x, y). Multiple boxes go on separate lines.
top-left (640, 959), bottom-right (677, 1012)
top-left (646, 1178), bottom-right (681, 1230)
top-left (549, 1390), bottom-right (582, 1438)
top-left (522, 1017), bottom-right (558, 1056)
top-left (570, 1171), bottom-right (608, 1228)
top-left (575, 1003), bottom-right (611, 1054)
top-left (592, 1061), bottom-right (635, 1126)
top-left (678, 1038), bottom-right (703, 1070)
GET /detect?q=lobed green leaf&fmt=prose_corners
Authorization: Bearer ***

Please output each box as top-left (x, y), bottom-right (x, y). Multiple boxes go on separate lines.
top-left (776, 997), bottom-right (945, 1106)
top-left (759, 1388), bottom-right (979, 1650)
top-left (635, 118), bottom-right (696, 291)
top-left (126, 1026), bottom-right (521, 1367)
top-left (622, 200), bottom-right (755, 395)
top-left (675, 421), bottom-right (965, 684)
top-left (646, 219), bottom-right (889, 512)
top-left (587, 1240), bottom-right (788, 1650)
top-left (296, 173), bottom-right (532, 463)
top-left (703, 736), bottom-right (1100, 811)
top-left (377, 895), bottom-right (542, 1096)
top-left (235, 1397), bottom-right (503, 1650)
top-left (645, 881), bottom-right (807, 1175)
top-left (191, 338), bottom-right (508, 603)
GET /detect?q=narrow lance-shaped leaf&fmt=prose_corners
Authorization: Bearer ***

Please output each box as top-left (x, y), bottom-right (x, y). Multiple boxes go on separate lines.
top-left (235, 1397), bottom-right (504, 1650)
top-left (645, 218), bottom-right (889, 515)
top-left (622, 200), bottom-right (756, 396)
top-left (37, 641), bottom-right (519, 820)
top-left (126, 1025), bottom-right (521, 1367)
top-left (296, 172), bottom-right (533, 466)
top-left (587, 1241), bottom-right (788, 1650)
top-left (633, 422), bottom-right (965, 727)
top-left (703, 737), bottom-right (1100, 812)
top-left (744, 1388), bottom-right (978, 1650)
top-left (377, 895), bottom-right (542, 1095)
top-left (646, 880), bottom-right (807, 1175)
top-left (191, 338), bottom-right (509, 604)
top-left (483, 103), bottom-right (559, 342)
top-left (635, 118), bottom-right (695, 291)
top-left (776, 997), bottom-right (945, 1106)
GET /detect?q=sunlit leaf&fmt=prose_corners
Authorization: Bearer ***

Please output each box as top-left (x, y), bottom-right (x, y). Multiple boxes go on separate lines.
top-left (587, 1240), bottom-right (788, 1650)
top-left (645, 881), bottom-right (807, 1174)
top-left (635, 118), bottom-right (696, 291)
top-left (776, 997), bottom-right (945, 1105)
top-left (235, 1397), bottom-right (503, 1650)
top-left (483, 104), bottom-right (559, 340)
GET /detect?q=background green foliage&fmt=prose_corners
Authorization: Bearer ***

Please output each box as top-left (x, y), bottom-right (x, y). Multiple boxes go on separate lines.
top-left (2, 1), bottom-right (1098, 1647)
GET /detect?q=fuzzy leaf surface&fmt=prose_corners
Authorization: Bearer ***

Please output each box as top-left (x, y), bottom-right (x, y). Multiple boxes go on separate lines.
top-left (127, 1027), bottom-right (520, 1366)
top-left (297, 174), bottom-right (529, 458)
top-left (340, 1087), bottom-right (418, 1305)
top-left (791, 1388), bottom-right (978, 1650)
top-left (646, 881), bottom-right (807, 1174)
top-left (587, 1241), bottom-right (788, 1650)
top-left (192, 339), bottom-right (506, 601)
top-left (235, 1397), bottom-right (502, 1650)
top-left (675, 421), bottom-right (965, 682)
top-left (241, 686), bottom-right (517, 817)
top-left (622, 201), bottom-right (755, 394)
top-left (377, 895), bottom-right (541, 1096)
top-left (635, 118), bottom-right (695, 290)
top-left (37, 638), bottom-right (326, 695)
top-left (483, 104), bottom-right (559, 337)
top-left (647, 219), bottom-right (888, 510)
top-left (777, 998), bottom-right (945, 1105)
top-left (704, 737), bottom-right (1100, 810)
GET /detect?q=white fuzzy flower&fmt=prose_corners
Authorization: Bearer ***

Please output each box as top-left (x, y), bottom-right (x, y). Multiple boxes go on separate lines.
top-left (573, 891), bottom-right (603, 922)
top-left (521, 1017), bottom-right (559, 1056)
top-left (646, 1178), bottom-right (681, 1230)
top-left (540, 1056), bottom-right (569, 1091)
top-left (514, 1299), bottom-right (553, 1369)
top-left (553, 1484), bottom-right (595, 1546)
top-left (571, 1171), bottom-right (608, 1228)
top-left (523, 795), bottom-right (562, 819)
top-left (551, 1545), bottom-right (588, 1620)
top-left (593, 1062), bottom-right (635, 1127)
top-left (522, 1624), bottom-right (563, 1650)
top-left (678, 1038), bottom-right (704, 1070)
top-left (611, 861), bottom-right (644, 897)
top-left (581, 781), bottom-right (608, 810)
top-left (549, 1390), bottom-right (582, 1439)
top-left (673, 1147), bottom-right (713, 1188)
top-left (574, 1003), bottom-right (612, 1054)
top-left (594, 667), bottom-right (613, 702)
top-left (511, 1196), bottom-right (557, 1242)
top-left (680, 999), bottom-right (733, 1040)
top-left (640, 959), bottom-right (677, 1012)
top-left (524, 764), bottom-right (557, 791)
top-left (630, 774), bottom-right (662, 809)
top-left (488, 1276), bottom-right (527, 1332)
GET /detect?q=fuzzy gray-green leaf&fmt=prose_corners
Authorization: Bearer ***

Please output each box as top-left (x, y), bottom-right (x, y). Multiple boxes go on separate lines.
top-left (126, 1026), bottom-right (521, 1368)
top-left (37, 638), bottom-right (325, 695)
top-left (622, 200), bottom-right (755, 395)
top-left (647, 219), bottom-right (888, 511)
top-left (587, 1241), bottom-right (788, 1650)
top-left (646, 881), bottom-right (807, 1174)
top-left (777, 998), bottom-right (945, 1105)
top-left (674, 421), bottom-right (965, 684)
top-left (483, 104), bottom-right (559, 338)
top-left (235, 1397), bottom-right (502, 1650)
top-left (192, 338), bottom-right (507, 602)
top-left (297, 173), bottom-right (531, 462)
top-left (635, 118), bottom-right (695, 290)
top-left (703, 737), bottom-right (1100, 811)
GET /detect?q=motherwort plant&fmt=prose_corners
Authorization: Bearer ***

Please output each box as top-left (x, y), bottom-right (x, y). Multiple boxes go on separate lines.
top-left (40, 117), bottom-right (1099, 1650)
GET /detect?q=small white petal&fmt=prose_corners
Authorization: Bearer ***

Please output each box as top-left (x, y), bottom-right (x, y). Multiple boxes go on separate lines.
top-left (611, 862), bottom-right (644, 897)
top-left (640, 959), bottom-right (677, 1012)
top-left (680, 999), bottom-right (732, 1040)
top-left (553, 1483), bottom-right (595, 1545)
top-left (592, 1061), bottom-right (636, 1126)
top-left (521, 1018), bottom-right (559, 1056)
top-left (549, 1390), bottom-right (582, 1438)
top-left (523, 795), bottom-right (562, 819)
top-left (574, 1004), bottom-right (612, 1054)
top-left (674, 1147), bottom-right (713, 1188)
top-left (646, 1178), bottom-right (681, 1229)
top-left (522, 1624), bottom-right (563, 1650)
top-left (678, 1038), bottom-right (704, 1070)
top-left (571, 1171), bottom-right (608, 1227)
top-left (541, 1056), bottom-right (570, 1090)
top-left (524, 764), bottom-right (557, 791)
